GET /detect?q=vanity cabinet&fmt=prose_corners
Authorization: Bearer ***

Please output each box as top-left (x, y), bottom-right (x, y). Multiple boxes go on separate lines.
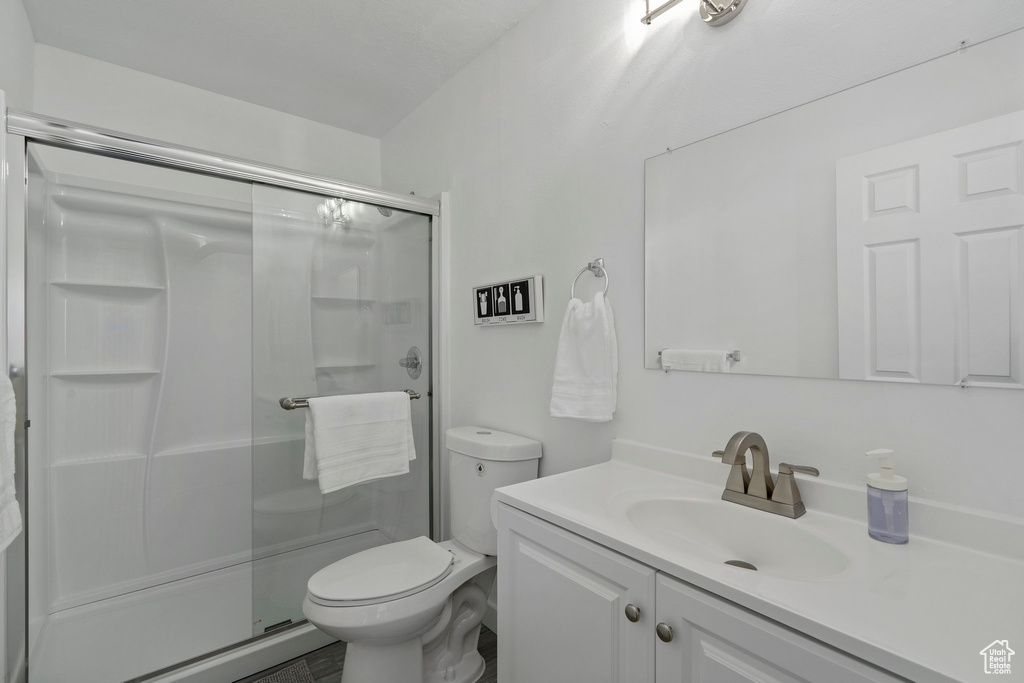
top-left (497, 504), bottom-right (656, 683)
top-left (654, 573), bottom-right (902, 682)
top-left (498, 504), bottom-right (903, 683)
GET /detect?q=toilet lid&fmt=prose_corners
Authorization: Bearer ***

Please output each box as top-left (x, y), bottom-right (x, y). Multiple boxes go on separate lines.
top-left (307, 536), bottom-right (454, 606)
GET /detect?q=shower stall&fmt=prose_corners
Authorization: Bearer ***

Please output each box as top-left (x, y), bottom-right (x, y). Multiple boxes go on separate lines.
top-left (3, 109), bottom-right (442, 682)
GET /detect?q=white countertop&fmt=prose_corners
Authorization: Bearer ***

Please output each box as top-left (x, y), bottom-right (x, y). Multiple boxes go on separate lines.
top-left (494, 439), bottom-right (1024, 683)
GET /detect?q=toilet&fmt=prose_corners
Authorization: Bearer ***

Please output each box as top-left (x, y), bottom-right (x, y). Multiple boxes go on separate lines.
top-left (302, 427), bottom-right (542, 683)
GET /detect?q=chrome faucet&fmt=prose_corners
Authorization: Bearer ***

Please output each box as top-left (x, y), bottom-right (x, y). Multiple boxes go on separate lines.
top-left (713, 431), bottom-right (819, 518)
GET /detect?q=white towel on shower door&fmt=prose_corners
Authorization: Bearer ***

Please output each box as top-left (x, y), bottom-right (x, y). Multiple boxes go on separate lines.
top-left (0, 373), bottom-right (23, 553)
top-left (302, 392), bottom-right (416, 494)
top-left (550, 292), bottom-right (618, 422)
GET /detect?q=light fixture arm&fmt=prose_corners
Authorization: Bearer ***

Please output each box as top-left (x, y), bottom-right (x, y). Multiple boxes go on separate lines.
top-left (642, 0), bottom-right (748, 26)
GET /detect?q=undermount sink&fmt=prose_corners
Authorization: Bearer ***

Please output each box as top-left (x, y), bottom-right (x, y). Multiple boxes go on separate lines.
top-left (624, 497), bottom-right (850, 581)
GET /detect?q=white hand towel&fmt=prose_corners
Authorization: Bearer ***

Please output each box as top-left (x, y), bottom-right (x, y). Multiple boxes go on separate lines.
top-left (302, 392), bottom-right (416, 494)
top-left (660, 349), bottom-right (731, 373)
top-left (0, 373), bottom-right (23, 553)
top-left (550, 292), bottom-right (618, 422)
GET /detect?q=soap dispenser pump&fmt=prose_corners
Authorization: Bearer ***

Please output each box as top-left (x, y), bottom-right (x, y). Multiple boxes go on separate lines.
top-left (866, 449), bottom-right (908, 544)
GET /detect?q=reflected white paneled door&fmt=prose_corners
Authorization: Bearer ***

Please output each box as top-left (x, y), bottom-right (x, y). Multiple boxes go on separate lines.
top-left (837, 110), bottom-right (1024, 387)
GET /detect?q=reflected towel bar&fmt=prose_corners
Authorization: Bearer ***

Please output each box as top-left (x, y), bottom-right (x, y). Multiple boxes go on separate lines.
top-left (658, 349), bottom-right (741, 373)
top-left (280, 389), bottom-right (421, 410)
top-left (658, 349), bottom-right (740, 363)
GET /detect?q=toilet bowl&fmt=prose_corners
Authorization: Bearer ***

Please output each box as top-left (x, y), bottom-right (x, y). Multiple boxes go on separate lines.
top-left (302, 427), bottom-right (542, 683)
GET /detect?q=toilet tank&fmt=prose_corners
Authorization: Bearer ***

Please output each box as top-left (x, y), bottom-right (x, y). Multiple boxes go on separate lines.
top-left (446, 427), bottom-right (542, 555)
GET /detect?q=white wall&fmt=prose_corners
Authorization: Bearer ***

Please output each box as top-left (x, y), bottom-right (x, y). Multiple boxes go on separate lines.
top-left (0, 0), bottom-right (34, 109)
top-left (32, 45), bottom-right (381, 186)
top-left (381, 0), bottom-right (1024, 520)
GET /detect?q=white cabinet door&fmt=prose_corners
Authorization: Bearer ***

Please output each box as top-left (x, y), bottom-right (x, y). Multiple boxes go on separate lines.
top-left (837, 109), bottom-right (1024, 387)
top-left (654, 574), bottom-right (902, 683)
top-left (497, 504), bottom-right (657, 683)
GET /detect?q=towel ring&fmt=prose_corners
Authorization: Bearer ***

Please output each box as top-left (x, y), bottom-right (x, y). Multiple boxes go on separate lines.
top-left (571, 258), bottom-right (609, 299)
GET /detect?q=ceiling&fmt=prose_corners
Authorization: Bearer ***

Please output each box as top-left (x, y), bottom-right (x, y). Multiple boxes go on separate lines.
top-left (21, 0), bottom-right (546, 138)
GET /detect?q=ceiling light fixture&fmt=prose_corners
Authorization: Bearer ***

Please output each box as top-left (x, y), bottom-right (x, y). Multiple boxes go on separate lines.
top-left (641, 0), bottom-right (748, 26)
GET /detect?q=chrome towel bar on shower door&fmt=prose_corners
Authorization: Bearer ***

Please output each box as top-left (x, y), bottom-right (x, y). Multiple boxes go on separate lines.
top-left (279, 389), bottom-right (421, 410)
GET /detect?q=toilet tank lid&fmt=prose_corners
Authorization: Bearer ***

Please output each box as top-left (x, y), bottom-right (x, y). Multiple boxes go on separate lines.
top-left (446, 427), bottom-right (542, 462)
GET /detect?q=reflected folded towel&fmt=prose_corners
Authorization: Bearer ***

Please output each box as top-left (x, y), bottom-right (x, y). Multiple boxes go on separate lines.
top-left (302, 392), bottom-right (415, 494)
top-left (0, 373), bottom-right (22, 553)
top-left (660, 349), bottom-right (731, 373)
top-left (550, 292), bottom-right (618, 422)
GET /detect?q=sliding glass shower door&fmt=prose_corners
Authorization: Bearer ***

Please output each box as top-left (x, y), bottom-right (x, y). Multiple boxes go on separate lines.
top-left (23, 144), bottom-right (432, 681)
top-left (25, 144), bottom-right (256, 681)
top-left (251, 185), bottom-right (432, 634)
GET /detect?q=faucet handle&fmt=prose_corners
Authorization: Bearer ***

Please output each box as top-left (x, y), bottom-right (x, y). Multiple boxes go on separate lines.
top-left (772, 463), bottom-right (819, 507)
top-left (778, 463), bottom-right (819, 477)
top-left (712, 450), bottom-right (725, 459)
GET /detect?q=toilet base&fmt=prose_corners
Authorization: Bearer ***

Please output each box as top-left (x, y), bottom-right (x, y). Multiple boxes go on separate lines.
top-left (342, 638), bottom-right (423, 683)
top-left (338, 620), bottom-right (487, 683)
top-left (424, 647), bottom-right (485, 683)
top-left (422, 568), bottom-right (494, 683)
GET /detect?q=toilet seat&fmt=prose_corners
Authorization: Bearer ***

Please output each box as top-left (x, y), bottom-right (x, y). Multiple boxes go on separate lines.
top-left (307, 536), bottom-right (454, 608)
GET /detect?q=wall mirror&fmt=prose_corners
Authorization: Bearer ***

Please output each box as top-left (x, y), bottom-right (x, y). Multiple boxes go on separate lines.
top-left (645, 28), bottom-right (1024, 388)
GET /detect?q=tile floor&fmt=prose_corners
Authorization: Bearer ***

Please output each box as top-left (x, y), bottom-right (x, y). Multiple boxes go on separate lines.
top-left (237, 626), bottom-right (498, 683)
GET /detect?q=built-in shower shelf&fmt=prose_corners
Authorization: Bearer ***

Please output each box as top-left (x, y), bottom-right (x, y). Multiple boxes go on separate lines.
top-left (326, 232), bottom-right (377, 248)
top-left (51, 370), bottom-right (160, 379)
top-left (311, 296), bottom-right (376, 305)
top-left (314, 363), bottom-right (376, 371)
top-left (154, 438), bottom-right (251, 459)
top-left (253, 524), bottom-right (383, 563)
top-left (253, 434), bottom-right (306, 447)
top-left (50, 182), bottom-right (251, 230)
top-left (50, 452), bottom-right (148, 468)
top-left (50, 281), bottom-right (165, 293)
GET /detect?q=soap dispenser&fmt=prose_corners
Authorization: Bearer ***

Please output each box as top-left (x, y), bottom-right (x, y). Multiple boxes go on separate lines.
top-left (866, 449), bottom-right (908, 544)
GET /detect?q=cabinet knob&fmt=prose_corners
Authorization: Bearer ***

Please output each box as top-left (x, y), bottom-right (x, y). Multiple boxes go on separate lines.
top-left (624, 604), bottom-right (640, 622)
top-left (656, 622), bottom-right (673, 642)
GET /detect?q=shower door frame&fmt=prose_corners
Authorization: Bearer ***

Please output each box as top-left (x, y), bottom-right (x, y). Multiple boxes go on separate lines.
top-left (2, 105), bottom-right (451, 683)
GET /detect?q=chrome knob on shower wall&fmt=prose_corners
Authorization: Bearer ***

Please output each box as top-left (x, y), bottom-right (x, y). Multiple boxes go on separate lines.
top-left (399, 346), bottom-right (422, 379)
